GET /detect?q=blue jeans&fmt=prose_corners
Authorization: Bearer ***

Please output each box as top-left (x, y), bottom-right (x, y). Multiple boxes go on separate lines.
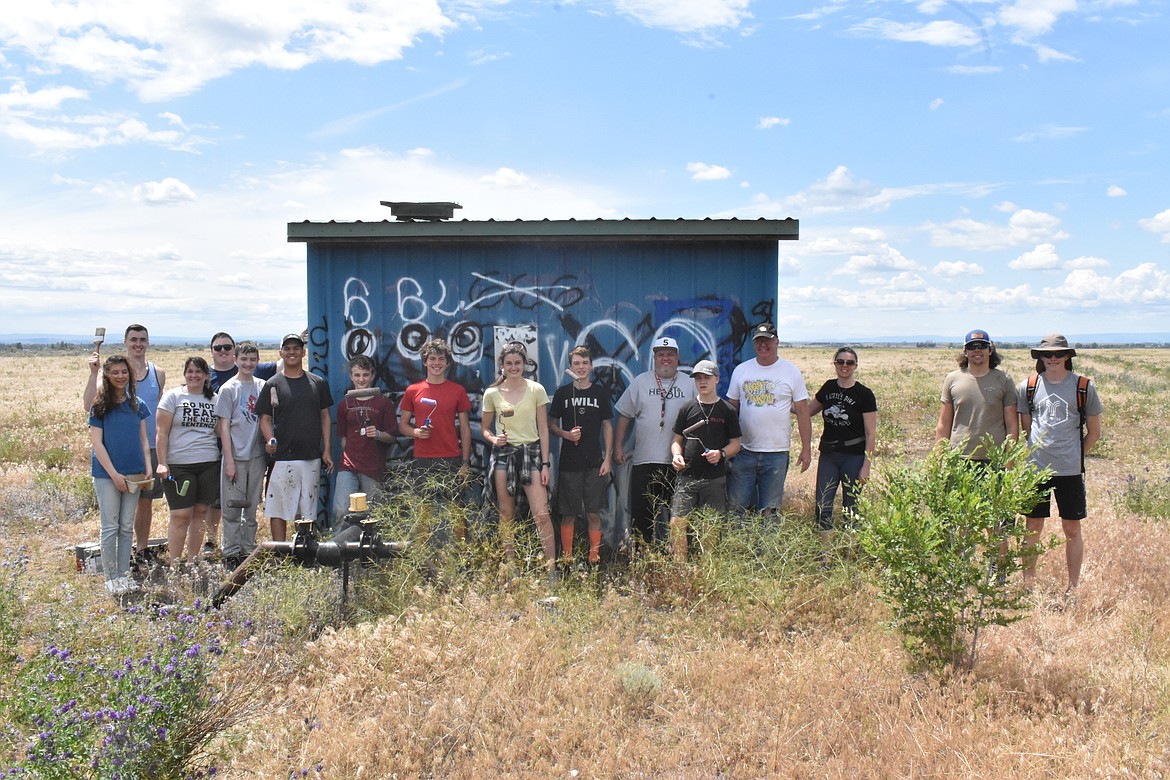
top-left (332, 470), bottom-right (384, 526)
top-left (814, 450), bottom-right (866, 531)
top-left (728, 449), bottom-right (790, 512)
top-left (94, 477), bottom-right (136, 582)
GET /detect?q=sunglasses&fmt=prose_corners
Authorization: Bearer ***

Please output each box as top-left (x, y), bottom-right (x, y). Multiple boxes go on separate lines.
top-left (834, 359), bottom-right (856, 366)
top-left (1044, 351), bottom-right (1071, 359)
top-left (966, 342), bottom-right (990, 350)
top-left (212, 344), bottom-right (235, 352)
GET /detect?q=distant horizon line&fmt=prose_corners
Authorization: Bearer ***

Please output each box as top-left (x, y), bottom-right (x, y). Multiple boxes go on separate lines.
top-left (4, 332), bottom-right (1170, 349)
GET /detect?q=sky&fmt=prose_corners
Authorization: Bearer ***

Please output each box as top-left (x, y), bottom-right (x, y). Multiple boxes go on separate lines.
top-left (2, 0), bottom-right (1169, 343)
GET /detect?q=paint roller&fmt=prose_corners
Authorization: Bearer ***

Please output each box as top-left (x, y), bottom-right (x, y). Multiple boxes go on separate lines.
top-left (419, 397), bottom-right (437, 427)
top-left (681, 419), bottom-right (712, 454)
top-left (499, 407), bottom-right (515, 434)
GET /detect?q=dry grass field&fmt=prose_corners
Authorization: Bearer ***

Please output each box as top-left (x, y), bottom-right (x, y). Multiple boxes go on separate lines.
top-left (1, 344), bottom-right (1169, 778)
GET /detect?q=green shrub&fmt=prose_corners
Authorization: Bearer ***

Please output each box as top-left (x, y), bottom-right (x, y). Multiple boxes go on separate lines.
top-left (853, 438), bottom-right (1051, 675)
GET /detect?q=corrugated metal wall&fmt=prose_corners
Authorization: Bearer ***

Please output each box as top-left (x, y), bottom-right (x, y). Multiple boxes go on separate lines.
top-left (304, 237), bottom-right (778, 531)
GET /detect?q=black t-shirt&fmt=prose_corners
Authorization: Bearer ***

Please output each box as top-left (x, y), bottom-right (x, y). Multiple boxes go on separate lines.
top-left (550, 382), bottom-right (613, 471)
top-left (254, 372), bottom-right (334, 461)
top-left (815, 380), bottom-right (877, 454)
top-left (672, 398), bottom-right (741, 479)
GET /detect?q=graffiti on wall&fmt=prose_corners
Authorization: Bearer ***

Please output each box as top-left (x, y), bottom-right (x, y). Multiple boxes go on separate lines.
top-left (312, 266), bottom-right (774, 530)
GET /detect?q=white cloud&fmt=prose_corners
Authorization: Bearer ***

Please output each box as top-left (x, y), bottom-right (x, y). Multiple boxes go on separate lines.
top-left (757, 116), bottom-right (790, 129)
top-left (1106, 185), bottom-right (1127, 197)
top-left (778, 255), bottom-right (801, 276)
top-left (132, 177), bottom-right (197, 205)
top-left (928, 208), bottom-right (1068, 251)
top-left (754, 166), bottom-right (996, 217)
top-left (0, 80), bottom-right (87, 110)
top-left (852, 19), bottom-right (983, 47)
top-left (834, 244), bottom-right (921, 276)
top-left (0, 81), bottom-right (210, 152)
top-left (1043, 263), bottom-right (1170, 307)
top-left (947, 65), bottom-right (1003, 74)
top-left (613, 0), bottom-right (752, 33)
top-left (1012, 124), bottom-right (1087, 142)
top-left (479, 167), bottom-right (530, 186)
top-left (999, 0), bottom-right (1078, 37)
top-left (929, 97), bottom-right (944, 111)
top-left (0, 1), bottom-right (458, 101)
top-left (687, 162), bottom-right (732, 181)
top-left (1010, 242), bottom-right (1062, 270)
top-left (1138, 208), bottom-right (1170, 241)
top-left (1065, 255), bottom-right (1109, 270)
top-left (932, 260), bottom-right (984, 277)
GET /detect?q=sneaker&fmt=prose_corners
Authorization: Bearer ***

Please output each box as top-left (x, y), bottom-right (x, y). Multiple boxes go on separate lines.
top-left (202, 542), bottom-right (221, 560)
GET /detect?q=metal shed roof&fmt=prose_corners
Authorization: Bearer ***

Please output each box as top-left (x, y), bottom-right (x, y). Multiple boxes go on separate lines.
top-left (288, 216), bottom-right (799, 243)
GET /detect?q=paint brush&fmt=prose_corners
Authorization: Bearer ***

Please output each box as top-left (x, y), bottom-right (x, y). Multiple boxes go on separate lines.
top-left (419, 397), bottom-right (437, 427)
top-left (93, 327), bottom-right (105, 353)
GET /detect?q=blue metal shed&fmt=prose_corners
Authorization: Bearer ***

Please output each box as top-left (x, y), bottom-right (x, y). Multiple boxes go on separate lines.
top-left (288, 209), bottom-right (798, 531)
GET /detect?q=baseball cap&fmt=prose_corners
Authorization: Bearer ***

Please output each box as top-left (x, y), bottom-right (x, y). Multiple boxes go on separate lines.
top-left (652, 336), bottom-right (679, 352)
top-left (691, 359), bottom-right (719, 377)
top-left (1030, 333), bottom-right (1077, 358)
top-left (282, 332), bottom-right (306, 347)
top-left (964, 329), bottom-right (991, 347)
top-left (752, 323), bottom-right (778, 340)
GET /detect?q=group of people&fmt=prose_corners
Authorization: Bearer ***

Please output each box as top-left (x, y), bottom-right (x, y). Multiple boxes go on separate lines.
top-left (83, 321), bottom-right (1102, 596)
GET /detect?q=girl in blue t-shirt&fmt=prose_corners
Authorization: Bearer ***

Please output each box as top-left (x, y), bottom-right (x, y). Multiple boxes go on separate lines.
top-left (89, 355), bottom-right (151, 595)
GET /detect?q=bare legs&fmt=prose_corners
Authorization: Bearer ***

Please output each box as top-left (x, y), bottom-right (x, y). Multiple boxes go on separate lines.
top-left (494, 471), bottom-right (556, 572)
top-left (167, 504), bottom-right (208, 562)
top-left (1022, 516), bottom-right (1082, 592)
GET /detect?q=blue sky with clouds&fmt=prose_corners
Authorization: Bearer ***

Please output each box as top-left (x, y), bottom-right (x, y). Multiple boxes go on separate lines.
top-left (2, 0), bottom-right (1168, 342)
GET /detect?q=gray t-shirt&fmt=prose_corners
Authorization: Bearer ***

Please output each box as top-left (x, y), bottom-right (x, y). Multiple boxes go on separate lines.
top-left (1018, 372), bottom-right (1103, 476)
top-left (940, 368), bottom-right (1016, 459)
top-left (614, 370), bottom-right (696, 465)
top-left (214, 375), bottom-right (266, 460)
top-left (158, 388), bottom-right (221, 464)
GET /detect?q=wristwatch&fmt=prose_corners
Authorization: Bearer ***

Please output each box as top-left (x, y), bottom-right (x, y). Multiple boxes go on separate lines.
top-left (719, 449), bottom-right (726, 461)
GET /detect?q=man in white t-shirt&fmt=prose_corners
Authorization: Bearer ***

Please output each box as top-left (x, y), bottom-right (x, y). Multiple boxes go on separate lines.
top-left (614, 337), bottom-right (696, 547)
top-left (726, 323), bottom-right (811, 514)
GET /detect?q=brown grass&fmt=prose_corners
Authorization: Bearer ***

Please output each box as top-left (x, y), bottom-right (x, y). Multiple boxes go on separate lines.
top-left (2, 344), bottom-right (1169, 778)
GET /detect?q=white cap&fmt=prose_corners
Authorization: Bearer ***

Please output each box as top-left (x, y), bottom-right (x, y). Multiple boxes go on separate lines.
top-left (652, 336), bottom-right (679, 352)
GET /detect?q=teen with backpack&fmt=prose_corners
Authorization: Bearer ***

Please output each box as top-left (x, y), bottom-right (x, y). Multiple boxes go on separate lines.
top-left (1017, 334), bottom-right (1103, 594)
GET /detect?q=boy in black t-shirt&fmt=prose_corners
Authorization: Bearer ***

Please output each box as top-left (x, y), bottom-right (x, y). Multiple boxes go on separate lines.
top-left (669, 360), bottom-right (741, 561)
top-left (549, 346), bottom-right (613, 566)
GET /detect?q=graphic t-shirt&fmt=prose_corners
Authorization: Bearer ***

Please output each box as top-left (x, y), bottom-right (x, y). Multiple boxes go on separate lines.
top-left (214, 375), bottom-right (266, 460)
top-left (158, 389), bottom-right (221, 464)
top-left (550, 382), bottom-right (613, 471)
top-left (1017, 372), bottom-right (1103, 476)
top-left (614, 370), bottom-right (696, 466)
top-left (726, 357), bottom-right (809, 452)
top-left (815, 380), bottom-right (877, 455)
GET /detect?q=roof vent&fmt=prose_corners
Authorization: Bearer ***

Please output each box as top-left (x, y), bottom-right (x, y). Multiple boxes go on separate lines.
top-left (380, 201), bottom-right (462, 222)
